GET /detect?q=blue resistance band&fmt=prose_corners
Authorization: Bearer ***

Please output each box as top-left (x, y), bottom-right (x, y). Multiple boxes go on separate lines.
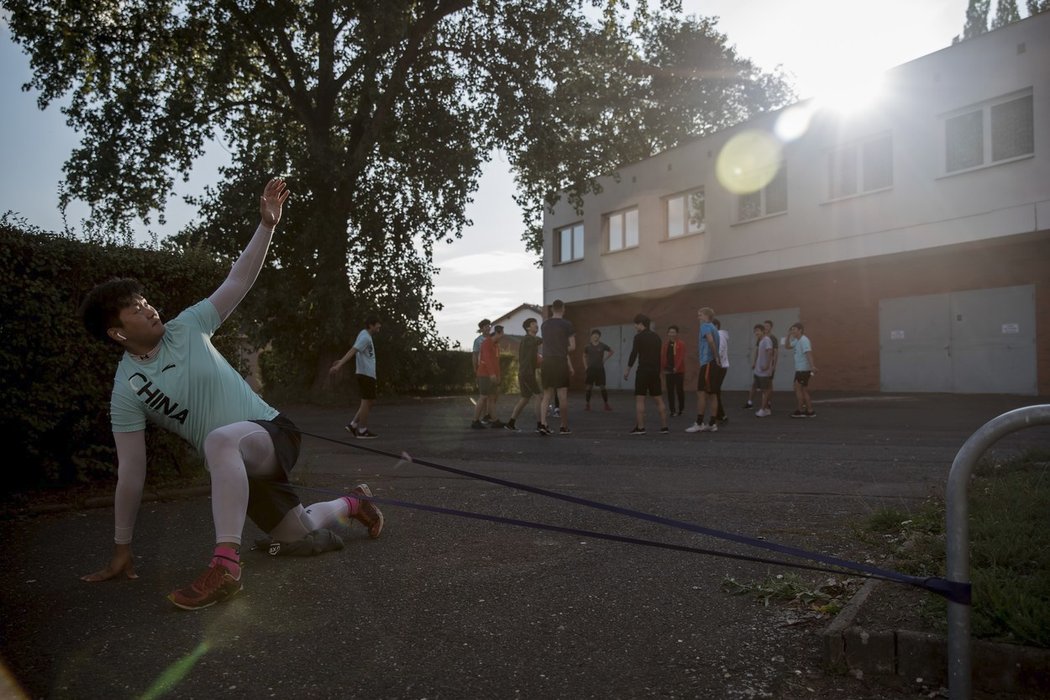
top-left (295, 429), bottom-right (970, 606)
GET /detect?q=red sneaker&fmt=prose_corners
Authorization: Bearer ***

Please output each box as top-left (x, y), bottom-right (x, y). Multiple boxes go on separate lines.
top-left (168, 563), bottom-right (243, 610)
top-left (352, 484), bottom-right (385, 539)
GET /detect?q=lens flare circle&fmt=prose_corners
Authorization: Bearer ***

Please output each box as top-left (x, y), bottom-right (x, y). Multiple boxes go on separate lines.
top-left (715, 130), bottom-right (783, 195)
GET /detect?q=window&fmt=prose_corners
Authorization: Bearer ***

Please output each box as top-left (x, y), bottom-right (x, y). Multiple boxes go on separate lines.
top-left (556, 223), bottom-right (584, 263)
top-left (606, 208), bottom-right (639, 252)
top-left (737, 165), bottom-right (787, 222)
top-left (944, 91), bottom-right (1033, 174)
top-left (666, 189), bottom-right (706, 238)
top-left (828, 132), bottom-right (893, 200)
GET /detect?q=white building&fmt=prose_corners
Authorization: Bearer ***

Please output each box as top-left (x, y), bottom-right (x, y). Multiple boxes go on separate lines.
top-left (543, 12), bottom-right (1049, 395)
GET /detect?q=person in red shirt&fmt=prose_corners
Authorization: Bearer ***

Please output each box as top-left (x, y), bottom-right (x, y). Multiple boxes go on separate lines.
top-left (471, 325), bottom-right (505, 429)
top-left (661, 325), bottom-right (686, 417)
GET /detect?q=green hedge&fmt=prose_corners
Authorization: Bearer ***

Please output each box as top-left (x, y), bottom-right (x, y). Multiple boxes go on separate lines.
top-left (0, 224), bottom-right (231, 493)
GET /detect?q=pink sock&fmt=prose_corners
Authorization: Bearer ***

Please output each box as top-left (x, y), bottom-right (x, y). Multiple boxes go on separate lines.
top-left (342, 495), bottom-right (360, 516)
top-left (211, 546), bottom-right (241, 577)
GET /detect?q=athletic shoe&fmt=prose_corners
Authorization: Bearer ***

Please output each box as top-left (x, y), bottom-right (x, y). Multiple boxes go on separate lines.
top-left (488, 419), bottom-right (505, 429)
top-left (805, 410), bottom-right (817, 418)
top-left (558, 426), bottom-right (571, 435)
top-left (604, 403), bottom-right (613, 411)
top-left (707, 423), bottom-right (719, 432)
top-left (537, 424), bottom-right (552, 436)
top-left (351, 483), bottom-right (384, 538)
top-left (742, 401), bottom-right (753, 409)
top-left (629, 426), bottom-right (646, 435)
top-left (504, 421), bottom-right (520, 432)
top-left (659, 427), bottom-right (670, 434)
top-left (685, 422), bottom-right (705, 433)
top-left (344, 422), bottom-right (357, 433)
top-left (168, 563), bottom-right (243, 610)
top-left (355, 429), bottom-right (378, 439)
top-left (717, 416), bottom-right (728, 424)
top-left (791, 410), bottom-right (806, 419)
top-left (471, 420), bottom-right (486, 429)
top-left (755, 409), bottom-right (771, 417)
top-left (552, 408), bottom-right (561, 418)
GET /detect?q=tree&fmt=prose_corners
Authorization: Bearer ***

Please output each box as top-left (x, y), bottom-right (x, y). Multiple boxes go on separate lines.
top-left (3, 1), bottom-right (791, 392)
top-left (954, 0), bottom-right (991, 42)
top-left (992, 0), bottom-right (1021, 27)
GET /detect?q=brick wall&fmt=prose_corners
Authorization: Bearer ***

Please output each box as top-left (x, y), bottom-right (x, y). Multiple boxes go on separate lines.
top-left (557, 232), bottom-right (1050, 395)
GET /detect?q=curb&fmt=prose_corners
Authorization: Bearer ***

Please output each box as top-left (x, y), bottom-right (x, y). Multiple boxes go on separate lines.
top-left (822, 579), bottom-right (1050, 694)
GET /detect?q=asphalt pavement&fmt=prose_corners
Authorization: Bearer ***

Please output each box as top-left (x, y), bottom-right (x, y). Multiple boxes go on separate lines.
top-left (1, 391), bottom-right (1047, 699)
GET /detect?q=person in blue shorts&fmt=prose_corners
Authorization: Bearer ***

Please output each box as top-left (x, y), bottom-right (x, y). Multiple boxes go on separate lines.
top-left (78, 179), bottom-right (384, 610)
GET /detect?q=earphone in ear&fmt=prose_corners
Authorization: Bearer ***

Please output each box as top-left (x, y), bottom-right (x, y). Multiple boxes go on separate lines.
top-left (117, 333), bottom-right (127, 341)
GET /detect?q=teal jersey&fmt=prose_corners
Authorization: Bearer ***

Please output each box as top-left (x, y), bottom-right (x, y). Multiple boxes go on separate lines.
top-left (109, 299), bottom-right (278, 455)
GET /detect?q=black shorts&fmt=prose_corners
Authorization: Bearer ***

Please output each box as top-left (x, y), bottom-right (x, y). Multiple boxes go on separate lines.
top-left (246, 413), bottom-right (303, 533)
top-left (585, 366), bottom-right (607, 386)
top-left (753, 374), bottom-right (772, 390)
top-left (356, 374), bottom-right (377, 401)
top-left (634, 368), bottom-right (662, 397)
top-left (478, 376), bottom-right (500, 395)
top-left (794, 370), bottom-right (813, 387)
top-left (697, 363), bottom-right (725, 393)
top-left (541, 356), bottom-right (569, 390)
top-left (518, 371), bottom-right (541, 399)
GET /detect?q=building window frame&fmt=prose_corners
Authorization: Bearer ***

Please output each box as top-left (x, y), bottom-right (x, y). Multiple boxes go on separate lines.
top-left (664, 188), bottom-right (706, 239)
top-left (825, 131), bottom-right (893, 202)
top-left (941, 89), bottom-right (1033, 176)
top-left (605, 207), bottom-right (640, 253)
top-left (555, 222), bottom-right (584, 264)
top-left (734, 164), bottom-right (788, 224)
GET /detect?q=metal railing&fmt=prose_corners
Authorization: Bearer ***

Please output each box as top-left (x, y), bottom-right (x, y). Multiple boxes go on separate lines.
top-left (945, 404), bottom-right (1050, 700)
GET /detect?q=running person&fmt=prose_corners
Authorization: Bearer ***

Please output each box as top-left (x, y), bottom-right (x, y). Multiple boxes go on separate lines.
top-left (330, 315), bottom-right (382, 438)
top-left (582, 329), bottom-right (613, 411)
top-left (78, 179), bottom-right (384, 610)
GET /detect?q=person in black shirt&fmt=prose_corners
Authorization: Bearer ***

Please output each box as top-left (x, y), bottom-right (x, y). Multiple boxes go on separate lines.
top-left (622, 314), bottom-right (669, 435)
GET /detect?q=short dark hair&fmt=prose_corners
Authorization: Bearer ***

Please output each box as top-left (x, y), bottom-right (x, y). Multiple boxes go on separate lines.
top-left (478, 318), bottom-right (491, 330)
top-left (668, 324), bottom-right (679, 333)
top-left (633, 313), bottom-right (650, 329)
top-left (365, 315), bottom-right (380, 328)
top-left (492, 324), bottom-right (504, 335)
top-left (551, 299), bottom-right (565, 312)
top-left (80, 278), bottom-right (143, 344)
top-left (754, 323), bottom-right (765, 331)
top-left (764, 319), bottom-right (774, 327)
top-left (791, 322), bottom-right (804, 333)
top-left (590, 328), bottom-right (601, 337)
top-left (522, 317), bottom-right (537, 331)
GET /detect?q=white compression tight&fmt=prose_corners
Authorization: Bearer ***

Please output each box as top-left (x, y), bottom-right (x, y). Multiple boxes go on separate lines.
top-left (204, 422), bottom-right (350, 545)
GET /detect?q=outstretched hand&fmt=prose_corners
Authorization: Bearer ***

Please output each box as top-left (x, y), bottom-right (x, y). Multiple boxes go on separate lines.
top-left (260, 177), bottom-right (290, 228)
top-left (81, 544), bottom-right (138, 582)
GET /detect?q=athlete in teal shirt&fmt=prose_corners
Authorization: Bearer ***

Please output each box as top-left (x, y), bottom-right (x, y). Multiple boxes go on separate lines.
top-left (80, 179), bottom-right (384, 610)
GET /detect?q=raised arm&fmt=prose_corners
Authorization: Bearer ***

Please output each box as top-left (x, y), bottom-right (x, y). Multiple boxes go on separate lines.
top-left (208, 178), bottom-right (290, 322)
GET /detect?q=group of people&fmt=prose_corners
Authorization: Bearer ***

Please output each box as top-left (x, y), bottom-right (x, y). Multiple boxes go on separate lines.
top-left (470, 300), bottom-right (575, 435)
top-left (77, 180), bottom-right (817, 612)
top-left (472, 302), bottom-right (818, 436)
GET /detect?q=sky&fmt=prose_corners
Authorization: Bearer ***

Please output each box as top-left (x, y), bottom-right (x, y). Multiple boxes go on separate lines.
top-left (0, 0), bottom-right (981, 348)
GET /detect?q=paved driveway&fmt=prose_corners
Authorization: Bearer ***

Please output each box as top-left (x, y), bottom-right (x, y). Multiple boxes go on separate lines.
top-left (2, 391), bottom-right (1047, 698)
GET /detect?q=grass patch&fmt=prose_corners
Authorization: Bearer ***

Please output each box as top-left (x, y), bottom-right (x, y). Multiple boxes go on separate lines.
top-left (722, 572), bottom-right (858, 617)
top-left (858, 449), bottom-right (1050, 648)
